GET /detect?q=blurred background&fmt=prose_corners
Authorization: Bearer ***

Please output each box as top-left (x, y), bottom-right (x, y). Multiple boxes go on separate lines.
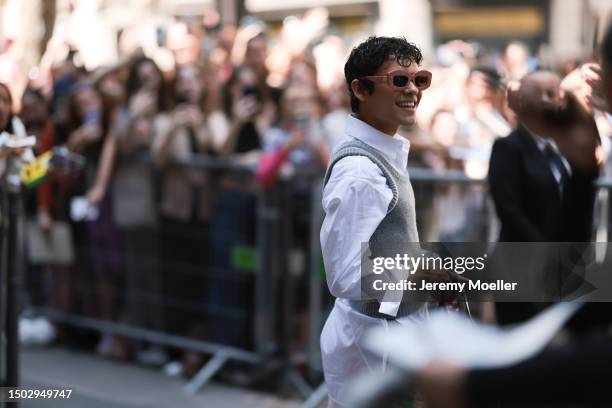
top-left (1, 0), bottom-right (612, 407)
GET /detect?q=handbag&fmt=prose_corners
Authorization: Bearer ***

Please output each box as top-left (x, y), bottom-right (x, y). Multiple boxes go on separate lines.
top-left (27, 220), bottom-right (75, 265)
top-left (112, 161), bottom-right (158, 228)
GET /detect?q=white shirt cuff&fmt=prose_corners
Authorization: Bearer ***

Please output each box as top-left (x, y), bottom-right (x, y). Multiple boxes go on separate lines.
top-left (378, 301), bottom-right (400, 317)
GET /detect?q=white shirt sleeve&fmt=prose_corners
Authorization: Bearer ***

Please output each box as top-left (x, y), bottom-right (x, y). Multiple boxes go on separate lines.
top-left (320, 155), bottom-right (392, 300)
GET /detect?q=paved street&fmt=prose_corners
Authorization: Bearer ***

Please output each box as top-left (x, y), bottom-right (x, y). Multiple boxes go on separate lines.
top-left (18, 347), bottom-right (301, 408)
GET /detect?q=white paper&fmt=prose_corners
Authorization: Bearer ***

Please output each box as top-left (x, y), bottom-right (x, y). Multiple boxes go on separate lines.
top-left (0, 132), bottom-right (36, 148)
top-left (70, 197), bottom-right (99, 222)
top-left (363, 302), bottom-right (582, 371)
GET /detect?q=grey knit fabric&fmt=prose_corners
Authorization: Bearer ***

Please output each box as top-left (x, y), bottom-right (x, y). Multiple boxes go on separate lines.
top-left (323, 138), bottom-right (423, 311)
top-left (324, 138), bottom-right (420, 247)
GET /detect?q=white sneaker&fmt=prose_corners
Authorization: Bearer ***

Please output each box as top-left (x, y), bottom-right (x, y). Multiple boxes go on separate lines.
top-left (135, 345), bottom-right (170, 366)
top-left (19, 317), bottom-right (35, 345)
top-left (30, 317), bottom-right (56, 345)
top-left (96, 333), bottom-right (114, 356)
top-left (163, 360), bottom-right (184, 377)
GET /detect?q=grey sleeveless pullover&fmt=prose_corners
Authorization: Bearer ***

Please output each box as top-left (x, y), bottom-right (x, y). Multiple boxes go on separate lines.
top-left (323, 138), bottom-right (424, 318)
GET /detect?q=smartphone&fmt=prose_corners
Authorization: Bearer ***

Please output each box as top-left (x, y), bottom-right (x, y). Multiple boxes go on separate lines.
top-left (242, 86), bottom-right (259, 99)
top-left (156, 27), bottom-right (166, 47)
top-left (83, 110), bottom-right (101, 127)
top-left (175, 95), bottom-right (190, 106)
top-left (294, 115), bottom-right (310, 129)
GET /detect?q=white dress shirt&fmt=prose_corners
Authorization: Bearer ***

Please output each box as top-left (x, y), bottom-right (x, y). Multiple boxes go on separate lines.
top-left (320, 115), bottom-right (427, 405)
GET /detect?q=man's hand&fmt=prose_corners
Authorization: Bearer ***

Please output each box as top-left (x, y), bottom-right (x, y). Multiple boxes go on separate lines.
top-left (413, 267), bottom-right (470, 303)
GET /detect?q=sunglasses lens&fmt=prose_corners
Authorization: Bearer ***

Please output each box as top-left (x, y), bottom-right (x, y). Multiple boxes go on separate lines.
top-left (392, 75), bottom-right (409, 87)
top-left (414, 74), bottom-right (430, 89)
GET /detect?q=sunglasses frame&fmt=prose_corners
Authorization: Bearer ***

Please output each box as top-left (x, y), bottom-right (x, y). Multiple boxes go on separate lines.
top-left (361, 69), bottom-right (433, 91)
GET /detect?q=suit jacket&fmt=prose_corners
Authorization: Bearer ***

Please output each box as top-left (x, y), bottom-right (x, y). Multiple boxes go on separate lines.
top-left (488, 125), bottom-right (597, 242)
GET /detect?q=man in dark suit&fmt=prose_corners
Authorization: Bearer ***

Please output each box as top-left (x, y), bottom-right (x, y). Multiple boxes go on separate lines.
top-left (489, 71), bottom-right (600, 324)
top-left (489, 71), bottom-right (599, 243)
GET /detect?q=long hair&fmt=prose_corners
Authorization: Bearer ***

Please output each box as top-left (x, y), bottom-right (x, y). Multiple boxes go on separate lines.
top-left (66, 81), bottom-right (110, 152)
top-left (126, 56), bottom-right (169, 112)
top-left (0, 82), bottom-right (14, 133)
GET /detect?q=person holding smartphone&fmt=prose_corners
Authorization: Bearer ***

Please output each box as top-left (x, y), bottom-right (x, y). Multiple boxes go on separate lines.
top-left (257, 82), bottom-right (329, 189)
top-left (220, 64), bottom-right (275, 158)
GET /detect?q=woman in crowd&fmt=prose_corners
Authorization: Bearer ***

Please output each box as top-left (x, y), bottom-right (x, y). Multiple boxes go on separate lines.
top-left (151, 62), bottom-right (228, 373)
top-left (0, 82), bottom-right (31, 173)
top-left (426, 110), bottom-right (472, 242)
top-left (0, 83), bottom-right (15, 161)
top-left (66, 79), bottom-right (124, 356)
top-left (321, 81), bottom-right (350, 151)
top-left (0, 82), bottom-right (16, 258)
top-left (20, 89), bottom-right (68, 325)
top-left (199, 62), bottom-right (278, 350)
top-left (0, 78), bottom-right (12, 143)
top-left (456, 66), bottom-right (512, 178)
top-left (21, 89), bottom-right (62, 233)
top-left (220, 64), bottom-right (275, 159)
top-left (111, 57), bottom-right (168, 364)
top-left (257, 82), bottom-right (328, 189)
top-left (256, 81), bottom-right (330, 351)
top-left (0, 82), bottom-right (14, 137)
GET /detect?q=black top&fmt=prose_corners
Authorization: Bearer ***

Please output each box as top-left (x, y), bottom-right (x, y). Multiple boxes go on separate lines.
top-left (234, 121), bottom-right (261, 153)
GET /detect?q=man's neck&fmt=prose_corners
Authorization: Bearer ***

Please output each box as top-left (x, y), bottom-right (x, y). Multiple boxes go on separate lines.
top-left (355, 112), bottom-right (398, 136)
top-left (519, 115), bottom-right (546, 137)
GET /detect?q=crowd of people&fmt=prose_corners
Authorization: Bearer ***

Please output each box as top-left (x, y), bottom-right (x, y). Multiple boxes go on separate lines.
top-left (1, 6), bottom-right (611, 389)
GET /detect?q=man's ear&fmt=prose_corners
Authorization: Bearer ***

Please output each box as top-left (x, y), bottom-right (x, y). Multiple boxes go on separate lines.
top-left (350, 79), bottom-right (368, 103)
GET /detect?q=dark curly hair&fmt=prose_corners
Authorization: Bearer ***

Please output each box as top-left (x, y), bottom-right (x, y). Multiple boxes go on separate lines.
top-left (344, 36), bottom-right (423, 113)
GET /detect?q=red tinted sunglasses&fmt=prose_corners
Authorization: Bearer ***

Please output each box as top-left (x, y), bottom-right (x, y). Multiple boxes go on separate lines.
top-left (361, 69), bottom-right (432, 91)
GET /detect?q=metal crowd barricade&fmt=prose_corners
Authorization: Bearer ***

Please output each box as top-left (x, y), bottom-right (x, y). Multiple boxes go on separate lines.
top-left (17, 148), bottom-right (612, 405)
top-left (0, 186), bottom-right (4, 397)
top-left (26, 153), bottom-right (295, 395)
top-left (1, 156), bottom-right (26, 408)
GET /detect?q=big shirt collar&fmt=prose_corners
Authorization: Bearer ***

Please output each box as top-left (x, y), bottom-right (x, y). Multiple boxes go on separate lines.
top-left (346, 114), bottom-right (410, 171)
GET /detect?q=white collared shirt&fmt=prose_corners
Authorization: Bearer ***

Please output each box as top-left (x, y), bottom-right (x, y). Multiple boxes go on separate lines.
top-left (319, 115), bottom-right (429, 405)
top-left (320, 114), bottom-right (410, 315)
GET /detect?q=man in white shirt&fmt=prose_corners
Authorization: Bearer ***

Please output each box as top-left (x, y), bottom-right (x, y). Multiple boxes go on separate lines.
top-left (320, 36), bottom-right (465, 406)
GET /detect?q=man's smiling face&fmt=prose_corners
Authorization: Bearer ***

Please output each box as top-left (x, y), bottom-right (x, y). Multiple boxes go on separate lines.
top-left (355, 58), bottom-right (423, 135)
